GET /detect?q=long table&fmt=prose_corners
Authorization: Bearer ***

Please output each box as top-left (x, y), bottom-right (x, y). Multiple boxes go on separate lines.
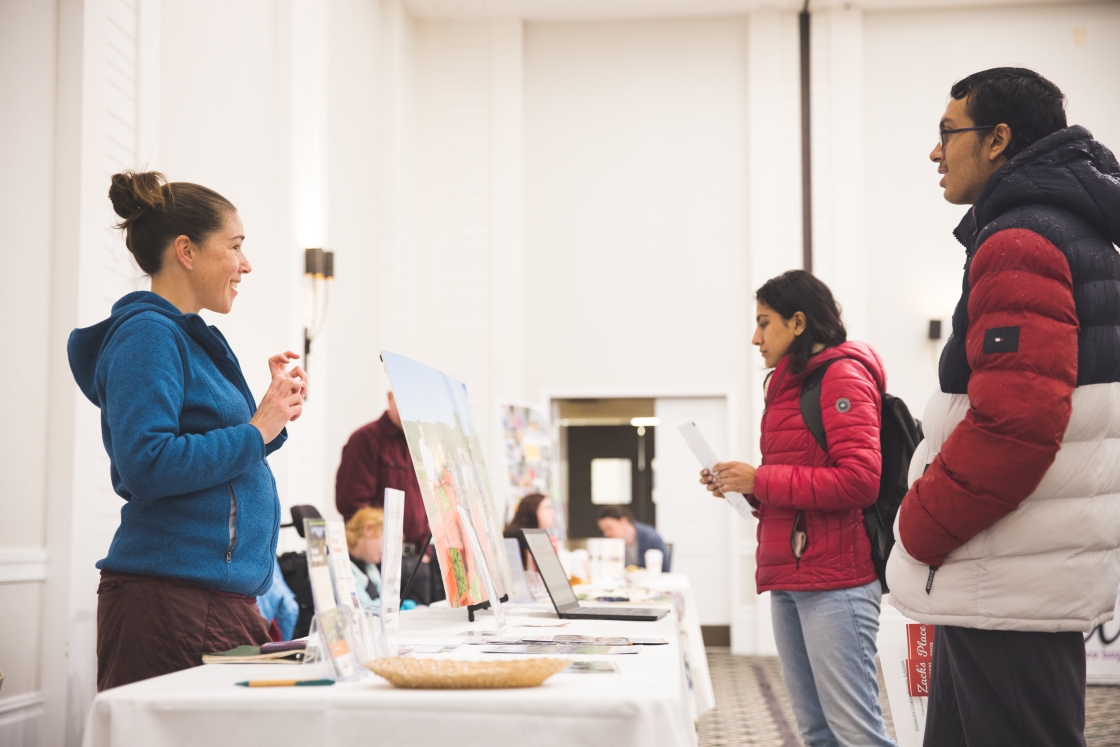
top-left (84, 596), bottom-right (703, 747)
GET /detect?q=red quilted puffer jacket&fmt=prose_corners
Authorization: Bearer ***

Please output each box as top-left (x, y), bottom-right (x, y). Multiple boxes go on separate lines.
top-left (750, 341), bottom-right (885, 592)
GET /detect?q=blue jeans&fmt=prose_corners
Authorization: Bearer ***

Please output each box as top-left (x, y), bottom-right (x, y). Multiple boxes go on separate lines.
top-left (771, 580), bottom-right (896, 747)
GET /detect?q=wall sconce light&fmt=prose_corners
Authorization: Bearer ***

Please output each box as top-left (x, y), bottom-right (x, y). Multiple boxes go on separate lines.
top-left (928, 320), bottom-right (942, 341)
top-left (304, 247), bottom-right (334, 280)
top-left (304, 247), bottom-right (335, 373)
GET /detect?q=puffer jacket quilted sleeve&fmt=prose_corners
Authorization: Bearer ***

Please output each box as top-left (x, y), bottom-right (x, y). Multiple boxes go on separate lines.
top-left (755, 359), bottom-right (882, 512)
top-left (898, 229), bottom-right (1079, 567)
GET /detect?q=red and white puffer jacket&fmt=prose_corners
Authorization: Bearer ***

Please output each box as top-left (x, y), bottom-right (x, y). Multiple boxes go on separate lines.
top-left (751, 341), bottom-right (886, 593)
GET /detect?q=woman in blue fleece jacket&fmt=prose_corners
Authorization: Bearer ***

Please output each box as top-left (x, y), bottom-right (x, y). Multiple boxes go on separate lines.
top-left (69, 171), bottom-right (307, 690)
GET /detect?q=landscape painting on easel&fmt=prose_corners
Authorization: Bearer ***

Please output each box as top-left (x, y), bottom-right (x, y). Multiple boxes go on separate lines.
top-left (381, 351), bottom-right (511, 607)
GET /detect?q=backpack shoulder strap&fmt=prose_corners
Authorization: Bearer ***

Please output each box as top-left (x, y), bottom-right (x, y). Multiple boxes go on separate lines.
top-left (799, 360), bottom-right (837, 452)
top-left (800, 356), bottom-right (873, 452)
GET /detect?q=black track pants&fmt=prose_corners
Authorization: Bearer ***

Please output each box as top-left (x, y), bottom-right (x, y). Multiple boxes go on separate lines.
top-left (924, 624), bottom-right (1086, 747)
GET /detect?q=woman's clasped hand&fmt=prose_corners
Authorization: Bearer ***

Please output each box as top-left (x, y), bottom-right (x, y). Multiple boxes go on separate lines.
top-left (250, 350), bottom-right (308, 443)
top-left (699, 461), bottom-right (757, 498)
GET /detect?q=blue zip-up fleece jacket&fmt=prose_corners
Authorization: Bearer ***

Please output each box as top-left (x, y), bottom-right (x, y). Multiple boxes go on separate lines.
top-left (68, 291), bottom-right (286, 596)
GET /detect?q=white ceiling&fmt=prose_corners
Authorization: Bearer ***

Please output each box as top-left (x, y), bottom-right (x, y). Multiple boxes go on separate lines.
top-left (402, 0), bottom-right (1096, 20)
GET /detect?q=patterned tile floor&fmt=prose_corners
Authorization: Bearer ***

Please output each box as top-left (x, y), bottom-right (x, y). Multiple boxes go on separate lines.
top-left (698, 649), bottom-right (1120, 747)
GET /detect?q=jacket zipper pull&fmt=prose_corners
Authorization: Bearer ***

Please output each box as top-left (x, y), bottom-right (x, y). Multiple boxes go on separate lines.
top-left (926, 566), bottom-right (938, 594)
top-left (226, 550), bottom-right (232, 564)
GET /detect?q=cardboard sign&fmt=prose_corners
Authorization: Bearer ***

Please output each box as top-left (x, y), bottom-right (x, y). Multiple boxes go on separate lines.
top-left (879, 612), bottom-right (931, 747)
top-left (904, 623), bottom-right (935, 698)
top-left (906, 623), bottom-right (934, 661)
top-left (906, 658), bottom-right (932, 698)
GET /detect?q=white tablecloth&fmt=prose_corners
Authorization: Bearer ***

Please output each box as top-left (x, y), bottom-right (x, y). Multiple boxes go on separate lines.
top-left (634, 573), bottom-right (716, 717)
top-left (84, 605), bottom-right (698, 747)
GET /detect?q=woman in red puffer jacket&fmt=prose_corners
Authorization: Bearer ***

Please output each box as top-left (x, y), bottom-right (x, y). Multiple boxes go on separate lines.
top-left (701, 270), bottom-right (895, 747)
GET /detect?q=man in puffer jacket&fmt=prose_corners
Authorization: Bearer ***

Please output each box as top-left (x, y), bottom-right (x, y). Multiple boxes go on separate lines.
top-left (886, 67), bottom-right (1120, 746)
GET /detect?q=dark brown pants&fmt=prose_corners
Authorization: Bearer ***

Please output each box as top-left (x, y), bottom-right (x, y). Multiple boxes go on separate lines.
top-left (96, 570), bottom-right (270, 691)
top-left (924, 624), bottom-right (1086, 747)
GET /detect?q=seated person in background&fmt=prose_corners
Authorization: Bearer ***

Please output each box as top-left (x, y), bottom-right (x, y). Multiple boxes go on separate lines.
top-left (346, 507), bottom-right (418, 613)
top-left (503, 493), bottom-right (557, 567)
top-left (346, 507), bottom-right (384, 612)
top-left (597, 506), bottom-right (670, 572)
top-left (256, 557), bottom-right (300, 641)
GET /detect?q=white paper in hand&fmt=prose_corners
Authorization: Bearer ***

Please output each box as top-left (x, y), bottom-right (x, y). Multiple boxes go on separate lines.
top-left (678, 422), bottom-right (755, 522)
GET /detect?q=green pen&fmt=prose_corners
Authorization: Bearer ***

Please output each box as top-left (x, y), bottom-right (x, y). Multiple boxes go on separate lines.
top-left (236, 678), bottom-right (335, 688)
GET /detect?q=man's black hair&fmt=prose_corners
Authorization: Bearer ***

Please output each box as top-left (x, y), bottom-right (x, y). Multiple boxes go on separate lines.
top-left (598, 506), bottom-right (634, 522)
top-left (950, 67), bottom-right (1067, 161)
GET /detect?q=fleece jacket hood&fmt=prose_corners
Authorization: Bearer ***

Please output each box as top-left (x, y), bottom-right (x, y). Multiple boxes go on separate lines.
top-left (69, 291), bottom-right (258, 416)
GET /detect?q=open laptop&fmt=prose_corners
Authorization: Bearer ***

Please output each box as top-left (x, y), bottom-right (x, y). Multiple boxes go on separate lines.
top-left (520, 529), bottom-right (669, 622)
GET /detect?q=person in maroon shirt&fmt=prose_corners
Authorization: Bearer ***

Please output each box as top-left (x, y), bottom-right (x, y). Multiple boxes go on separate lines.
top-left (335, 392), bottom-right (444, 604)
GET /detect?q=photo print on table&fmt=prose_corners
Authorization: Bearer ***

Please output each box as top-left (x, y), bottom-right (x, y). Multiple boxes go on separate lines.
top-left (382, 351), bottom-right (512, 608)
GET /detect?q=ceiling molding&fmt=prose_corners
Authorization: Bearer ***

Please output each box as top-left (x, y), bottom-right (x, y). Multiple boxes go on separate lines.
top-left (812, 0), bottom-right (1099, 11)
top-left (402, 0), bottom-right (799, 21)
top-left (402, 0), bottom-right (1100, 20)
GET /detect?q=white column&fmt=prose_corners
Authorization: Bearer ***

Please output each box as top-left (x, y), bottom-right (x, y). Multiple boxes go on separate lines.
top-left (41, 0), bottom-right (158, 742)
top-left (488, 17), bottom-right (525, 518)
top-left (378, 0), bottom-right (420, 363)
top-left (811, 4), bottom-right (867, 339)
top-left (742, 8), bottom-right (803, 656)
top-left (277, 0), bottom-right (331, 531)
top-left (324, 0), bottom-right (387, 517)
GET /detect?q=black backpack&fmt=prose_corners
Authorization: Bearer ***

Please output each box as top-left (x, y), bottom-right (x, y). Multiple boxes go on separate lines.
top-left (277, 551), bottom-right (316, 640)
top-left (799, 358), bottom-right (923, 593)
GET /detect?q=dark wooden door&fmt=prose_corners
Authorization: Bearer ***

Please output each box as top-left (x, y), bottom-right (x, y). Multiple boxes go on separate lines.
top-left (566, 425), bottom-right (655, 539)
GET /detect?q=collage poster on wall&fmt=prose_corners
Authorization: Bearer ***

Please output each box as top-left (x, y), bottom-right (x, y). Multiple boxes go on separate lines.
top-left (499, 403), bottom-right (560, 530)
top-left (381, 351), bottom-right (511, 608)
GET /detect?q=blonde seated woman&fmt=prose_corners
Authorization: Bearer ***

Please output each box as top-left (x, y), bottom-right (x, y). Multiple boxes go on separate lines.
top-left (346, 507), bottom-right (384, 612)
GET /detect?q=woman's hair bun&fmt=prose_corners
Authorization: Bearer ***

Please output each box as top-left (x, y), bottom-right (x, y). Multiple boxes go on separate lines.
top-left (108, 171), bottom-right (167, 225)
top-left (108, 171), bottom-right (236, 275)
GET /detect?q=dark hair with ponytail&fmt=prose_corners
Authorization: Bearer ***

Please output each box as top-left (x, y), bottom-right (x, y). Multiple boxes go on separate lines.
top-left (108, 171), bottom-right (237, 275)
top-left (755, 270), bottom-right (847, 373)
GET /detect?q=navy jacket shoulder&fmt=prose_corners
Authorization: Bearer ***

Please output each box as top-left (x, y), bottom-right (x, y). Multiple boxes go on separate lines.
top-left (939, 126), bottom-right (1120, 393)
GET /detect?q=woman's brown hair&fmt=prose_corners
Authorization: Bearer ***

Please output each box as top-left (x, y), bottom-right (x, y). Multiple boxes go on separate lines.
top-left (108, 171), bottom-right (236, 275)
top-left (503, 493), bottom-right (548, 538)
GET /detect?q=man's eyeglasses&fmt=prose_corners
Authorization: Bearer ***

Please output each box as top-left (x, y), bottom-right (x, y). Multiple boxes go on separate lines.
top-left (939, 125), bottom-right (996, 149)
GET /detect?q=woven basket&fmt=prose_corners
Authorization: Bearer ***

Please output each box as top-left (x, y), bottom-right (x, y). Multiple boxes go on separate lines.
top-left (366, 657), bottom-right (571, 689)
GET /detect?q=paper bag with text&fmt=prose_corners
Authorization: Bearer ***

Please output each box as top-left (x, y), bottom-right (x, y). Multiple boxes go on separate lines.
top-left (878, 616), bottom-right (935, 747)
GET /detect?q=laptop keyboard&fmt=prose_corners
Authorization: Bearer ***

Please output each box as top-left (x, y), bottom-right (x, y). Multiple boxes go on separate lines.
top-left (576, 607), bottom-right (660, 616)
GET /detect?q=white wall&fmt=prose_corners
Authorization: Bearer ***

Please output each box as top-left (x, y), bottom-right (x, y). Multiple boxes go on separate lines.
top-left (654, 398), bottom-right (733, 626)
top-left (523, 18), bottom-right (752, 404)
top-left (0, 4), bottom-right (56, 739)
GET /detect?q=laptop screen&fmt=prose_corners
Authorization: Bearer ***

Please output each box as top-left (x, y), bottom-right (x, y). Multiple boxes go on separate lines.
top-left (520, 529), bottom-right (580, 612)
